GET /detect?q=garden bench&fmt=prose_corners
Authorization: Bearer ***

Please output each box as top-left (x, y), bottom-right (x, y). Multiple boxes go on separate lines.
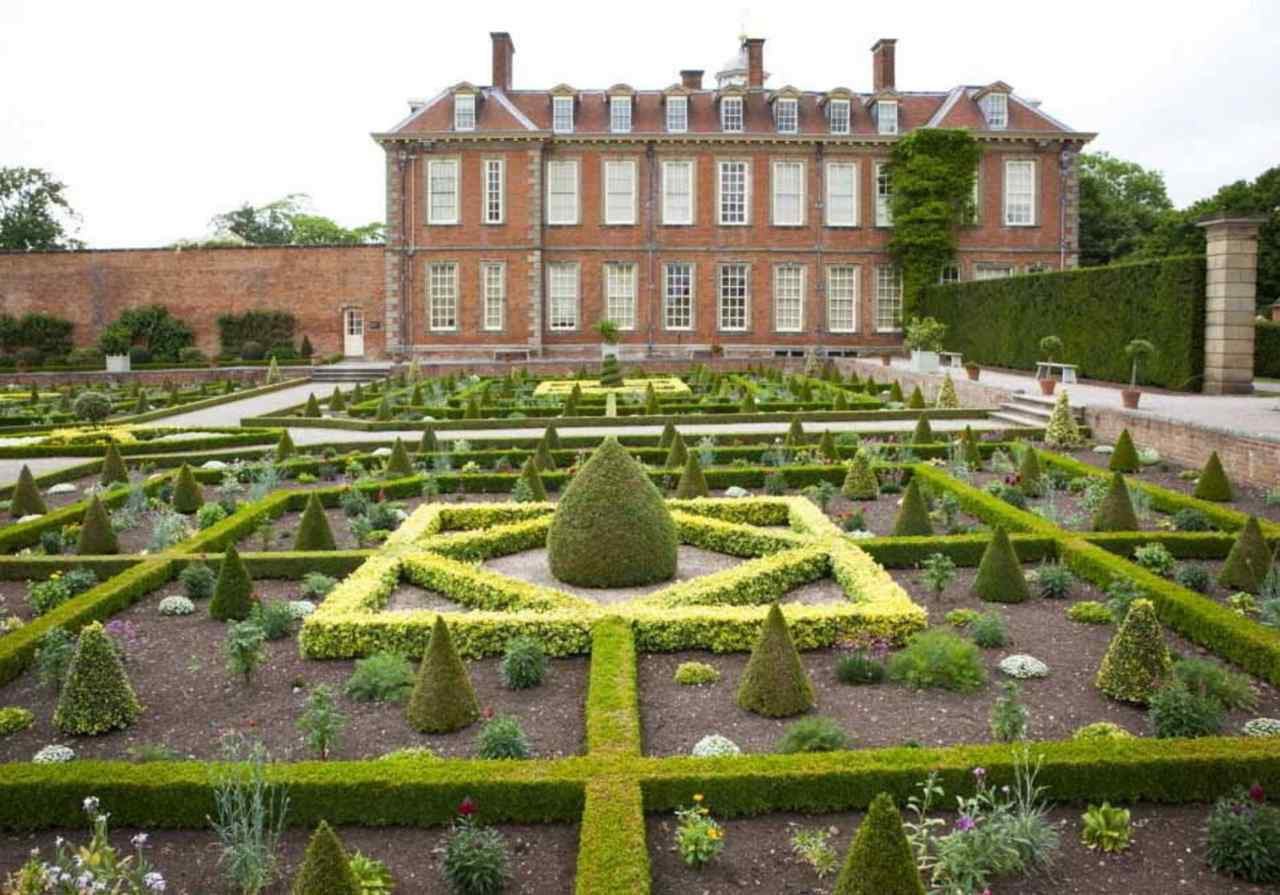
top-left (938, 351), bottom-right (965, 369)
top-left (1035, 361), bottom-right (1078, 384)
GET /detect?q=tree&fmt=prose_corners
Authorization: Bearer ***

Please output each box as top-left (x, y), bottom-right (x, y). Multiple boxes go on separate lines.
top-left (0, 167), bottom-right (83, 250)
top-left (210, 194), bottom-right (385, 247)
top-left (289, 214), bottom-right (384, 245)
top-left (1077, 152), bottom-right (1175, 268)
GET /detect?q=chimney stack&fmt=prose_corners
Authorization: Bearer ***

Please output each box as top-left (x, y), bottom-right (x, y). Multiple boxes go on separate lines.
top-left (871, 38), bottom-right (897, 92)
top-left (744, 37), bottom-right (765, 89)
top-left (491, 32), bottom-right (515, 91)
top-left (680, 69), bottom-right (704, 90)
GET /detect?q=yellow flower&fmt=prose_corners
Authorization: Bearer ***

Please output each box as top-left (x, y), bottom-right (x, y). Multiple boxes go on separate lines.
top-left (707, 828), bottom-right (721, 840)
top-left (693, 794), bottom-right (703, 802)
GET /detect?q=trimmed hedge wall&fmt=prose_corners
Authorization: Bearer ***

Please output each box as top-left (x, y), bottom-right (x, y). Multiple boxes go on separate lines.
top-left (918, 255), bottom-right (1207, 391)
top-left (1256, 320), bottom-right (1280, 378)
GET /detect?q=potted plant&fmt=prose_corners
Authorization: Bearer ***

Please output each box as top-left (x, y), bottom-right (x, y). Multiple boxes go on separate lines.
top-left (99, 323), bottom-right (132, 374)
top-left (1122, 338), bottom-right (1156, 409)
top-left (904, 317), bottom-right (947, 374)
top-left (964, 361), bottom-right (981, 382)
top-left (879, 351), bottom-right (893, 367)
top-left (1037, 335), bottom-right (1064, 395)
top-left (594, 320), bottom-right (621, 360)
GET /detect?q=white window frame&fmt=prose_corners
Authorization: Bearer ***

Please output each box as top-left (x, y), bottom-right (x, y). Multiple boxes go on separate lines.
top-left (603, 159), bottom-right (637, 226)
top-left (876, 100), bottom-right (899, 135)
top-left (828, 99), bottom-right (850, 135)
top-left (771, 160), bottom-right (805, 227)
top-left (720, 96), bottom-right (743, 133)
top-left (718, 263), bottom-right (750, 332)
top-left (547, 262), bottom-right (580, 331)
top-left (874, 161), bottom-right (893, 227)
top-left (609, 96), bottom-right (632, 134)
top-left (482, 158), bottom-right (504, 225)
top-left (426, 159), bottom-right (459, 226)
top-left (975, 264), bottom-right (1014, 280)
top-left (604, 262), bottom-right (637, 331)
top-left (545, 159), bottom-right (580, 226)
top-left (454, 94), bottom-right (476, 131)
top-left (875, 266), bottom-right (903, 333)
top-left (826, 265), bottom-right (859, 333)
top-left (773, 264), bottom-right (804, 333)
top-left (718, 160), bottom-right (750, 226)
top-left (552, 96), bottom-right (574, 134)
top-left (428, 262), bottom-right (459, 332)
top-left (939, 264), bottom-right (961, 285)
top-left (481, 262), bottom-right (505, 331)
top-left (824, 160), bottom-right (858, 227)
top-left (775, 97), bottom-right (798, 134)
top-left (1003, 159), bottom-right (1036, 226)
top-left (663, 262), bottom-right (694, 331)
top-left (981, 92), bottom-right (1008, 129)
top-left (661, 160), bottom-right (694, 225)
top-left (666, 96), bottom-right (688, 133)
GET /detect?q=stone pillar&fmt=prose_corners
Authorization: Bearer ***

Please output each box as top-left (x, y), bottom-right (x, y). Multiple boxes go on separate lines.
top-left (1199, 215), bottom-right (1265, 395)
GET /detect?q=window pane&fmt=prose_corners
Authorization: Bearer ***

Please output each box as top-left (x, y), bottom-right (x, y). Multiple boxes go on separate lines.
top-left (877, 101), bottom-right (898, 135)
top-left (772, 161), bottom-right (803, 226)
top-left (548, 264), bottom-right (578, 330)
top-left (776, 98), bottom-right (797, 133)
top-left (975, 265), bottom-right (1013, 280)
top-left (875, 267), bottom-right (902, 331)
top-left (829, 100), bottom-right (850, 134)
top-left (718, 264), bottom-right (748, 330)
top-left (662, 161), bottom-right (692, 225)
top-left (827, 265), bottom-right (858, 332)
top-left (553, 97), bottom-right (574, 133)
top-left (773, 266), bottom-right (803, 332)
top-left (664, 263), bottom-right (693, 330)
top-left (721, 97), bottom-right (743, 132)
top-left (610, 97), bottom-right (631, 133)
top-left (666, 96), bottom-right (687, 132)
top-left (605, 263), bottom-right (636, 330)
top-left (605, 161), bottom-right (636, 225)
top-left (1004, 160), bottom-right (1035, 225)
top-left (719, 161), bottom-right (748, 225)
top-left (547, 161), bottom-right (578, 224)
top-left (484, 160), bottom-right (503, 224)
top-left (429, 263), bottom-right (458, 330)
top-left (826, 162), bottom-right (856, 226)
top-left (482, 264), bottom-right (504, 330)
top-left (875, 162), bottom-right (893, 227)
top-left (428, 160), bottom-right (458, 224)
top-left (454, 95), bottom-right (475, 131)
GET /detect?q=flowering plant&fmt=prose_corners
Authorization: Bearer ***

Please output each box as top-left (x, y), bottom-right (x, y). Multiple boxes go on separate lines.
top-left (673, 794), bottom-right (724, 868)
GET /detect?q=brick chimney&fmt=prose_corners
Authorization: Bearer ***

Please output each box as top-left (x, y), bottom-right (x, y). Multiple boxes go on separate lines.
top-left (680, 69), bottom-right (704, 90)
top-left (744, 38), bottom-right (765, 88)
top-left (491, 32), bottom-right (515, 91)
top-left (871, 38), bottom-right (897, 92)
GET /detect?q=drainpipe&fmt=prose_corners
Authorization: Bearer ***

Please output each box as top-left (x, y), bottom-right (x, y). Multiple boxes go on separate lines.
top-left (646, 144), bottom-right (657, 357)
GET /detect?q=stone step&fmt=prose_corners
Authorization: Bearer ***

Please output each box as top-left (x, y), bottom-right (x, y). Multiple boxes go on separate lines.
top-left (989, 410), bottom-right (1054, 429)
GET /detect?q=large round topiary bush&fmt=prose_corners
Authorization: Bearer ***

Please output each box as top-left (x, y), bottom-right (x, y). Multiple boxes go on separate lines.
top-left (547, 437), bottom-right (677, 588)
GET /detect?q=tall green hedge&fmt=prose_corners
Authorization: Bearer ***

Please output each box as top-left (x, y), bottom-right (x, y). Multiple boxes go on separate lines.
top-left (1256, 320), bottom-right (1280, 378)
top-left (918, 256), bottom-right (1207, 391)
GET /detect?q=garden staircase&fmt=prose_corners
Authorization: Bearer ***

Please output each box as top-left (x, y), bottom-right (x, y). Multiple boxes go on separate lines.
top-left (311, 361), bottom-right (394, 383)
top-left (989, 392), bottom-right (1084, 430)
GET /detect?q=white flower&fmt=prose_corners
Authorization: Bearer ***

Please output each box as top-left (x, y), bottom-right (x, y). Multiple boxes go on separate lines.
top-left (287, 600), bottom-right (316, 619)
top-left (691, 734), bottom-right (742, 757)
top-left (81, 797), bottom-right (99, 815)
top-left (131, 832), bottom-right (148, 848)
top-left (144, 871), bottom-right (166, 892)
top-left (158, 596), bottom-right (195, 616)
top-left (1243, 718), bottom-right (1280, 737)
top-left (33, 745), bottom-right (75, 763)
top-left (998, 654), bottom-right (1049, 679)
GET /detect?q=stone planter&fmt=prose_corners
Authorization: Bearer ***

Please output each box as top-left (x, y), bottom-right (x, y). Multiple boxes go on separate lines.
top-left (1121, 387), bottom-right (1142, 409)
top-left (601, 344), bottom-right (620, 360)
top-left (879, 353), bottom-right (893, 367)
top-left (1038, 378), bottom-right (1057, 396)
top-left (909, 350), bottom-right (940, 374)
top-left (106, 354), bottom-right (131, 373)
top-left (964, 363), bottom-right (980, 382)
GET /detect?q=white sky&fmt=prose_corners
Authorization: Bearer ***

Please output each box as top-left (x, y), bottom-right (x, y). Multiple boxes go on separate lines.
top-left (2, 0), bottom-right (1275, 248)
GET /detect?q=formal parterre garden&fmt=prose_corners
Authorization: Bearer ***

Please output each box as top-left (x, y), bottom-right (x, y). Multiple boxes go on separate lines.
top-left (0, 366), bottom-right (1278, 894)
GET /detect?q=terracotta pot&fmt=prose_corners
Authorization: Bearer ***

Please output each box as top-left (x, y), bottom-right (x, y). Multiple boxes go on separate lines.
top-left (1121, 388), bottom-right (1141, 409)
top-left (965, 364), bottom-right (980, 382)
top-left (1037, 378), bottom-right (1057, 396)
top-left (880, 353), bottom-right (893, 367)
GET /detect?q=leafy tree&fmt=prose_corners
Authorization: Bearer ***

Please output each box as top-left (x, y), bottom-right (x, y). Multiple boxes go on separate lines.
top-left (210, 194), bottom-right (383, 246)
top-left (0, 167), bottom-right (83, 250)
top-left (1077, 152), bottom-right (1175, 267)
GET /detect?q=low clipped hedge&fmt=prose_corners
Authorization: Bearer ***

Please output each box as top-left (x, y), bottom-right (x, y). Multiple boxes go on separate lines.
top-left (585, 618), bottom-right (641, 758)
top-left (858, 533), bottom-right (1059, 568)
top-left (0, 428), bottom-right (279, 459)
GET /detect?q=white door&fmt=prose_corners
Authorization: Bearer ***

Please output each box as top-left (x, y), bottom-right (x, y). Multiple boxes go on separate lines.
top-left (343, 309), bottom-right (364, 357)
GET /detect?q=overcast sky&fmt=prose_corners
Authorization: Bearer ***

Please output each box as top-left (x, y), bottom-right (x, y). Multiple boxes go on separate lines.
top-left (2, 0), bottom-right (1275, 248)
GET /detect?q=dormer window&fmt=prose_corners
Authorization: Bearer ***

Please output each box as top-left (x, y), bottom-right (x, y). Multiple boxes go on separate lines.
top-left (610, 96), bottom-right (632, 134)
top-left (666, 96), bottom-right (688, 133)
top-left (828, 99), bottom-right (850, 135)
top-left (721, 96), bottom-right (743, 132)
top-left (553, 96), bottom-right (574, 134)
top-left (454, 94), bottom-right (476, 131)
top-left (874, 100), bottom-right (898, 135)
top-left (774, 97), bottom-right (798, 134)
top-left (980, 92), bottom-right (1008, 129)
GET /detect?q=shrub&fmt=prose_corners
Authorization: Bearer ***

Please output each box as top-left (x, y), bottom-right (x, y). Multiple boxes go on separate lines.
top-left (891, 477), bottom-right (933, 537)
top-left (1204, 788), bottom-right (1280, 884)
top-left (1034, 561), bottom-right (1074, 600)
top-left (1173, 562), bottom-right (1211, 593)
top-left (775, 716), bottom-right (851, 753)
top-left (475, 715), bottom-right (531, 760)
top-left (8, 465), bottom-right (46, 519)
top-left (499, 636), bottom-right (548, 690)
top-left (990, 681), bottom-right (1029, 741)
top-left (1219, 516), bottom-right (1272, 592)
top-left (1072, 721), bottom-right (1134, 740)
top-left (180, 562), bottom-right (217, 600)
top-left (348, 853), bottom-right (393, 895)
top-left (835, 652), bottom-right (885, 685)
top-left (53, 622), bottom-right (141, 735)
top-left (736, 604), bottom-right (815, 717)
top-left (1148, 683), bottom-right (1225, 738)
top-left (887, 629), bottom-right (986, 692)
top-left (763, 471), bottom-right (787, 496)
top-left (674, 451), bottom-right (710, 499)
top-left (294, 492), bottom-right (338, 551)
top-left (1092, 472), bottom-right (1139, 531)
top-left (1095, 599), bottom-right (1172, 704)
top-left (0, 706), bottom-right (34, 736)
top-left (1172, 507), bottom-right (1212, 531)
top-left (35, 626), bottom-right (75, 691)
top-left (664, 430), bottom-right (688, 467)
top-left (1173, 657), bottom-right (1257, 711)
top-left (172, 464), bottom-right (203, 513)
top-left (250, 601), bottom-right (295, 641)
top-left (674, 796), bottom-right (725, 869)
top-left (406, 616), bottom-right (479, 734)
top-left (442, 804), bottom-right (510, 895)
top-left (691, 734), bottom-right (741, 757)
top-left (301, 572), bottom-right (338, 599)
top-left (997, 654), bottom-right (1049, 679)
top-left (1108, 430), bottom-right (1140, 473)
top-left (1018, 445), bottom-right (1043, 496)
top-left (1193, 450), bottom-right (1233, 502)
top-left (912, 415), bottom-right (933, 444)
top-left (197, 502), bottom-right (229, 530)
top-left (1081, 802), bottom-right (1132, 853)
top-left (209, 544), bottom-right (257, 621)
top-left (73, 390), bottom-right (112, 425)
top-left (832, 792), bottom-right (924, 895)
top-left (919, 552), bottom-right (957, 597)
top-left (158, 595), bottom-right (195, 616)
top-left (973, 527), bottom-right (1029, 604)
top-left (223, 620), bottom-right (266, 686)
top-left (1104, 575), bottom-right (1142, 624)
top-left (842, 450), bottom-right (880, 500)
top-left (969, 610), bottom-right (1010, 648)
top-left (515, 457), bottom-right (547, 502)
top-left (240, 340), bottom-right (265, 361)
top-left (1132, 542), bottom-right (1175, 577)
top-left (76, 496), bottom-right (119, 555)
top-left (674, 661), bottom-right (720, 686)
top-left (1068, 601), bottom-right (1113, 624)
top-left (292, 820), bottom-right (360, 895)
top-left (297, 684), bottom-right (346, 760)
top-left (101, 443), bottom-right (129, 486)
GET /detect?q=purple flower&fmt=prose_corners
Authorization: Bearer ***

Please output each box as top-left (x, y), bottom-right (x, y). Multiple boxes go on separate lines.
top-left (955, 815), bottom-right (976, 831)
top-left (1248, 784), bottom-right (1265, 804)
top-left (972, 767), bottom-right (986, 780)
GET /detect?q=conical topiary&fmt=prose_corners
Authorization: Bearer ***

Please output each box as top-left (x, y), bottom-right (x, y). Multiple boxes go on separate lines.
top-left (1091, 472), bottom-right (1138, 531)
top-left (350, 382), bottom-right (364, 403)
top-left (11, 464), bottom-right (48, 517)
top-left (209, 543), bottom-right (257, 621)
top-left (266, 356), bottom-right (282, 385)
top-left (291, 821), bottom-right (360, 895)
top-left (658, 420), bottom-right (676, 449)
top-left (674, 451), bottom-right (710, 499)
top-left (384, 438), bottom-right (414, 478)
top-left (907, 385), bottom-right (926, 409)
top-left (889, 381), bottom-right (905, 403)
top-left (329, 387), bottom-right (346, 413)
top-left (961, 426), bottom-right (982, 469)
top-left (1108, 430), bottom-right (1140, 473)
top-left (275, 430), bottom-right (296, 462)
top-left (76, 496), bottom-right (119, 555)
top-left (410, 383), bottom-right (424, 405)
top-left (785, 416), bottom-right (806, 447)
top-left (172, 464), bottom-right (203, 514)
top-left (1095, 598), bottom-right (1172, 704)
top-left (294, 493), bottom-right (337, 551)
top-left (463, 395), bottom-right (481, 420)
top-left (912, 415), bottom-right (933, 445)
top-left (133, 390), bottom-right (149, 413)
top-left (533, 438), bottom-right (557, 472)
top-left (542, 425), bottom-right (561, 451)
top-left (891, 477), bottom-right (933, 537)
top-left (665, 430), bottom-right (688, 468)
top-left (833, 391), bottom-right (849, 411)
top-left (1017, 445), bottom-right (1043, 497)
top-left (53, 622), bottom-right (141, 736)
top-left (736, 604), bottom-right (815, 718)
top-left (740, 391), bottom-right (758, 413)
top-left (935, 374), bottom-right (960, 410)
top-left (547, 437), bottom-right (677, 587)
top-left (1043, 389), bottom-right (1083, 448)
top-left (101, 443), bottom-right (129, 487)
top-left (562, 388), bottom-right (578, 417)
top-left (375, 396), bottom-right (393, 421)
top-left (644, 383), bottom-right (660, 415)
top-left (818, 430), bottom-right (839, 461)
top-left (842, 450), bottom-right (879, 500)
top-left (518, 457), bottom-right (548, 501)
top-left (405, 616), bottom-right (480, 733)
top-left (303, 393), bottom-right (321, 418)
top-left (1192, 451), bottom-right (1233, 502)
top-left (419, 425), bottom-right (437, 453)
top-left (1219, 516), bottom-right (1272, 592)
top-left (832, 793), bottom-right (925, 895)
top-left (973, 527), bottom-right (1029, 603)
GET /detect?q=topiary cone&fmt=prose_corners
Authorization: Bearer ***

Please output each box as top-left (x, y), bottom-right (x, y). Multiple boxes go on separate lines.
top-left (350, 382), bottom-right (364, 403)
top-left (291, 820), bottom-right (360, 895)
top-left (518, 457), bottom-right (548, 501)
top-left (172, 464), bottom-right (203, 514)
top-left (842, 450), bottom-right (879, 500)
top-left (1109, 430), bottom-right (1140, 473)
top-left (11, 464), bottom-right (48, 517)
top-left (100, 443), bottom-right (129, 487)
top-left (209, 543), bottom-right (257, 621)
top-left (1219, 516), bottom-right (1272, 592)
top-left (907, 385), bottom-right (926, 409)
top-left (891, 477), bottom-right (933, 537)
top-left (548, 437), bottom-right (677, 587)
top-left (76, 496), bottom-right (118, 555)
top-left (533, 438), bottom-right (557, 471)
top-left (1091, 472), bottom-right (1138, 531)
top-left (740, 391), bottom-right (758, 412)
top-left (832, 792), bottom-right (925, 895)
top-left (384, 438), bottom-right (414, 478)
top-left (973, 527), bottom-right (1029, 603)
top-left (419, 425), bottom-right (437, 453)
top-left (294, 492), bottom-right (337, 551)
top-left (736, 604), bottom-right (815, 718)
top-left (1192, 451), bottom-right (1233, 502)
top-left (1095, 598), bottom-right (1172, 704)
top-left (912, 415), bottom-right (933, 445)
top-left (303, 393), bottom-right (322, 418)
top-left (405, 615), bottom-right (480, 733)
top-left (275, 430), bottom-right (295, 462)
top-left (542, 425), bottom-right (561, 451)
top-left (962, 426), bottom-right (982, 469)
top-left (375, 396), bottom-right (393, 421)
top-left (785, 416), bottom-right (806, 447)
top-left (134, 390), bottom-right (149, 413)
top-left (665, 430), bottom-right (688, 468)
top-left (644, 383), bottom-right (660, 415)
top-left (935, 374), bottom-right (960, 410)
top-left (833, 391), bottom-right (848, 411)
top-left (53, 621), bottom-right (141, 736)
top-left (410, 383), bottom-right (424, 405)
top-left (674, 451), bottom-right (710, 499)
top-left (889, 381), bottom-right (905, 403)
top-left (328, 387), bottom-right (346, 412)
top-left (818, 430), bottom-right (839, 461)
top-left (658, 420), bottom-right (676, 449)
top-left (1018, 445), bottom-right (1043, 496)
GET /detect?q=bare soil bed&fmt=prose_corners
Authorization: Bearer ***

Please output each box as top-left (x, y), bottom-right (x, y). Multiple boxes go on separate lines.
top-left (966, 468), bottom-right (1167, 532)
